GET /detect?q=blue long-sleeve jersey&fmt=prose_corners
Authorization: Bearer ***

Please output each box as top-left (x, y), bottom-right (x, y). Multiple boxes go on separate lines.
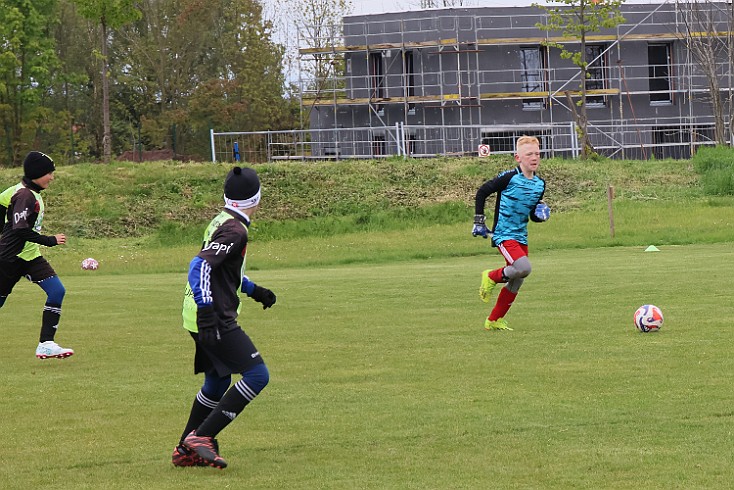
top-left (475, 166), bottom-right (546, 246)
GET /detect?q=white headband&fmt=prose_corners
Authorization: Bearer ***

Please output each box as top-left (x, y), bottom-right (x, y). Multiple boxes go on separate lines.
top-left (223, 188), bottom-right (261, 209)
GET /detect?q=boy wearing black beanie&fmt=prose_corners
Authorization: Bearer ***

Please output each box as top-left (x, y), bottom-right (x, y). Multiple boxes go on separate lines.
top-left (173, 166), bottom-right (276, 469)
top-left (0, 151), bottom-right (74, 359)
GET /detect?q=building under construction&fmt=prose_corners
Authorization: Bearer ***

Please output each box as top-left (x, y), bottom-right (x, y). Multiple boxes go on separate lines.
top-left (296, 1), bottom-right (734, 159)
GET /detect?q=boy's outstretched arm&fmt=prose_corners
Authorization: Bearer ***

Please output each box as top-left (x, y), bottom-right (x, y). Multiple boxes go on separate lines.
top-left (241, 276), bottom-right (276, 309)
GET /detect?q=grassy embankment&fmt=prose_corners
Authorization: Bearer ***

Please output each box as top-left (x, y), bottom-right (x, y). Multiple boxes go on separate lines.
top-left (1, 148), bottom-right (733, 274)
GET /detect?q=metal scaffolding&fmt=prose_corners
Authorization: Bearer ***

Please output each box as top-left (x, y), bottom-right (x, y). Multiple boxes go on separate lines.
top-left (292, 1), bottom-right (734, 159)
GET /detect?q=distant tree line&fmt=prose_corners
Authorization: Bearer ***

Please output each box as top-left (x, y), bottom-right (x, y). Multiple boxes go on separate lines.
top-left (0, 0), bottom-right (298, 166)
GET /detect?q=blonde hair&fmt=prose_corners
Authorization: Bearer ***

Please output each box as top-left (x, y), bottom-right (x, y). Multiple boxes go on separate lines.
top-left (516, 135), bottom-right (540, 152)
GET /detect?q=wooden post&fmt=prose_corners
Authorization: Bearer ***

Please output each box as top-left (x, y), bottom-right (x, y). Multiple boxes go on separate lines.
top-left (607, 185), bottom-right (615, 238)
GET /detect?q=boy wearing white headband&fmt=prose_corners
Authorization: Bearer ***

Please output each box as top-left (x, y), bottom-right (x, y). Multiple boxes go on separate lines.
top-left (175, 166), bottom-right (276, 469)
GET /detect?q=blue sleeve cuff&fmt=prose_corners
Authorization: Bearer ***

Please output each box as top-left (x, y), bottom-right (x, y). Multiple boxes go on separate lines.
top-left (241, 275), bottom-right (256, 296)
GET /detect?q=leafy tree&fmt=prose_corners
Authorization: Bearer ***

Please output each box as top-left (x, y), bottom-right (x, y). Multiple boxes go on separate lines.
top-left (113, 0), bottom-right (295, 158)
top-left (216, 0), bottom-right (292, 130)
top-left (534, 0), bottom-right (625, 159)
top-left (0, 0), bottom-right (58, 166)
top-left (0, 0), bottom-right (294, 163)
top-left (71, 0), bottom-right (141, 162)
top-left (48, 0), bottom-right (99, 161)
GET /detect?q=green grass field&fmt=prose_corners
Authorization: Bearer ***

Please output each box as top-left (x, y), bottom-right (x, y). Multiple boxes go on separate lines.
top-left (2, 242), bottom-right (733, 489)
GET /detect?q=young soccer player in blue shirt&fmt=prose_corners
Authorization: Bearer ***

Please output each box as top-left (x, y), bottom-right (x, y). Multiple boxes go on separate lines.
top-left (473, 136), bottom-right (550, 331)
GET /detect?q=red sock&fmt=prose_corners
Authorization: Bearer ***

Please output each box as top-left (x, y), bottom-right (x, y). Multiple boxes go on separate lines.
top-left (489, 288), bottom-right (518, 321)
top-left (489, 267), bottom-right (505, 283)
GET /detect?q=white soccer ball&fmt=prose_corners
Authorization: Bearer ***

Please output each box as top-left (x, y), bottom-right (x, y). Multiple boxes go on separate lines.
top-left (634, 304), bottom-right (663, 332)
top-left (81, 257), bottom-right (99, 270)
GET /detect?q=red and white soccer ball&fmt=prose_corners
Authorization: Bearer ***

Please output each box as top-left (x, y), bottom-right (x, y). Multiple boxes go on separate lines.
top-left (634, 304), bottom-right (663, 332)
top-left (81, 257), bottom-right (99, 270)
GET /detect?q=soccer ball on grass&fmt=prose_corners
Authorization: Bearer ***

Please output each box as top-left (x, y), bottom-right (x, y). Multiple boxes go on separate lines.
top-left (634, 304), bottom-right (663, 332)
top-left (81, 257), bottom-right (99, 270)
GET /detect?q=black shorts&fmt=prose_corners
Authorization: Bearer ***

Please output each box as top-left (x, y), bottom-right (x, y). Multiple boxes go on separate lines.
top-left (191, 324), bottom-right (264, 377)
top-left (0, 256), bottom-right (56, 296)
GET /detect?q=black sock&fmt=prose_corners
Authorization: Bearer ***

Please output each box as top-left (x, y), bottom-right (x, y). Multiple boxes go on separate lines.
top-left (196, 379), bottom-right (257, 438)
top-left (39, 303), bottom-right (61, 342)
top-left (180, 390), bottom-right (220, 443)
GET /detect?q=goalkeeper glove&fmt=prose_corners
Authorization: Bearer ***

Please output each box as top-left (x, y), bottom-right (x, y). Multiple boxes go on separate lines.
top-left (242, 275), bottom-right (277, 309)
top-left (534, 203), bottom-right (551, 221)
top-left (472, 214), bottom-right (490, 239)
top-left (251, 285), bottom-right (277, 309)
top-left (196, 306), bottom-right (221, 346)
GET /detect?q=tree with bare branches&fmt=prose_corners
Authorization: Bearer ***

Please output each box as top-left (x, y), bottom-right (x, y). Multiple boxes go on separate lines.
top-left (677, 0), bottom-right (733, 146)
top-left (271, 0), bottom-right (352, 126)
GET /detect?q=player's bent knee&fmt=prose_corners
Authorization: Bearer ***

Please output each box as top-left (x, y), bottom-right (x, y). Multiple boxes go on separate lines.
top-left (514, 257), bottom-right (532, 278)
top-left (241, 363), bottom-right (269, 394)
top-left (39, 276), bottom-right (66, 304)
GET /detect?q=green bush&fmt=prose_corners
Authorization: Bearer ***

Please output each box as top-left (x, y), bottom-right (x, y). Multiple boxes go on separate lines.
top-left (693, 146), bottom-right (734, 195)
top-left (701, 167), bottom-right (734, 195)
top-left (692, 145), bottom-right (734, 172)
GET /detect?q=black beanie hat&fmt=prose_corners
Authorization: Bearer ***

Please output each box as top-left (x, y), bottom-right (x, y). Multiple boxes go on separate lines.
top-left (224, 166), bottom-right (260, 201)
top-left (23, 151), bottom-right (55, 180)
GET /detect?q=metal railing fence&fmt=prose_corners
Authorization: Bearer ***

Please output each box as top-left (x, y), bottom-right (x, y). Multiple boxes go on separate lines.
top-left (211, 119), bottom-right (728, 163)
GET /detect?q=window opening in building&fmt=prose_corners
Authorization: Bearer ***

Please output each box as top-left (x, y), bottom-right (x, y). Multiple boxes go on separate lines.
top-left (369, 52), bottom-right (385, 100)
top-left (585, 44), bottom-right (607, 106)
top-left (520, 47), bottom-right (547, 110)
top-left (404, 50), bottom-right (416, 114)
top-left (648, 43), bottom-right (673, 105)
